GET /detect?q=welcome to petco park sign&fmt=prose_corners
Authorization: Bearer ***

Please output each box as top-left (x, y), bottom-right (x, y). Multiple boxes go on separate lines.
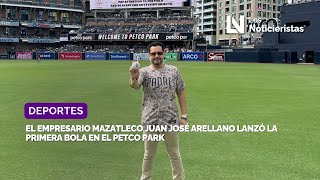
top-left (68, 33), bottom-right (193, 41)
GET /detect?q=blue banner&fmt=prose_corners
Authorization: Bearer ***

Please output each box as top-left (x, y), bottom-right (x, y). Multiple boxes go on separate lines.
top-left (37, 52), bottom-right (55, 60)
top-left (85, 52), bottom-right (106, 60)
top-left (28, 38), bottom-right (55, 44)
top-left (0, 38), bottom-right (19, 43)
top-left (181, 52), bottom-right (205, 61)
top-left (0, 21), bottom-right (19, 27)
top-left (109, 53), bottom-right (130, 60)
top-left (0, 55), bottom-right (9, 59)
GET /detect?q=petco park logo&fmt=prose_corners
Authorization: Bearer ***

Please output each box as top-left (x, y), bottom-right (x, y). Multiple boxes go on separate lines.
top-left (166, 33), bottom-right (188, 41)
top-left (165, 35), bottom-right (188, 40)
top-left (226, 15), bottom-right (304, 34)
top-left (70, 34), bottom-right (93, 41)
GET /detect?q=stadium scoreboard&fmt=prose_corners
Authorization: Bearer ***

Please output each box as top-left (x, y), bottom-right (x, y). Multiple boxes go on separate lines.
top-left (90, 0), bottom-right (194, 10)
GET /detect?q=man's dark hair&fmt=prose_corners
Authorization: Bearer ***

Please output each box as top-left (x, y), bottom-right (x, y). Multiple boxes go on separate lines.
top-left (147, 42), bottom-right (165, 52)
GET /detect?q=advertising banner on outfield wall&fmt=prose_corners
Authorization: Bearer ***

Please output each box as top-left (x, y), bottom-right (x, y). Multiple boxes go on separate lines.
top-left (16, 52), bottom-right (33, 60)
top-left (0, 55), bottom-right (9, 59)
top-left (37, 52), bottom-right (55, 60)
top-left (133, 53), bottom-right (149, 61)
top-left (68, 33), bottom-right (193, 41)
top-left (207, 52), bottom-right (225, 62)
top-left (181, 52), bottom-right (204, 61)
top-left (85, 52), bottom-right (106, 60)
top-left (165, 53), bottom-right (178, 61)
top-left (9, 54), bottom-right (16, 59)
top-left (58, 52), bottom-right (82, 60)
top-left (109, 53), bottom-right (130, 60)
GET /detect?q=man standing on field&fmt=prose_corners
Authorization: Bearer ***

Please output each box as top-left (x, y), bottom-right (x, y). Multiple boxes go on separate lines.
top-left (129, 42), bottom-right (187, 180)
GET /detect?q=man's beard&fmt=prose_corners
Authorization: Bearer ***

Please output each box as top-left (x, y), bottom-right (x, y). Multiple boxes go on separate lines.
top-left (151, 58), bottom-right (163, 65)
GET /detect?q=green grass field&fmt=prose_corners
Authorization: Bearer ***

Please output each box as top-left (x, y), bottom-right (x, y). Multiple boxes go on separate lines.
top-left (1, 60), bottom-right (319, 180)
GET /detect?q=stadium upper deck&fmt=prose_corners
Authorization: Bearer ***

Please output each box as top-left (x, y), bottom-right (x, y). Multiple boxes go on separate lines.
top-left (0, 0), bottom-right (198, 53)
top-left (0, 0), bottom-right (84, 53)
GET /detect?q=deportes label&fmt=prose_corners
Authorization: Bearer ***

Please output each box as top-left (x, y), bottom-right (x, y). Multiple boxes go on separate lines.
top-left (25, 103), bottom-right (88, 119)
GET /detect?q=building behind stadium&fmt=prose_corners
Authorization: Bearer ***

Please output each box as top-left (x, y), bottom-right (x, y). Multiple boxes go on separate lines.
top-left (260, 0), bottom-right (320, 63)
top-left (195, 0), bottom-right (288, 46)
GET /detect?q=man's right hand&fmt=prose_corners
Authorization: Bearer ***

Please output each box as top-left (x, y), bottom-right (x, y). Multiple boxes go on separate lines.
top-left (129, 66), bottom-right (139, 80)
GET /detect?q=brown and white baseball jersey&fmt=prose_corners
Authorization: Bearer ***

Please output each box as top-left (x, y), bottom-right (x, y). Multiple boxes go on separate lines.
top-left (138, 64), bottom-right (185, 126)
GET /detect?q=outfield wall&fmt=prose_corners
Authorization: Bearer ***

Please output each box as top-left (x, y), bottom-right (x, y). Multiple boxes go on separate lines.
top-left (1, 51), bottom-right (318, 64)
top-left (225, 52), bottom-right (286, 63)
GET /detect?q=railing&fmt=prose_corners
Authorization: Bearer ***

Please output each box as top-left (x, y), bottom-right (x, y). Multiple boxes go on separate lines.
top-left (19, 19), bottom-right (82, 26)
top-left (1, 18), bottom-right (19, 21)
top-left (0, 34), bottom-right (19, 38)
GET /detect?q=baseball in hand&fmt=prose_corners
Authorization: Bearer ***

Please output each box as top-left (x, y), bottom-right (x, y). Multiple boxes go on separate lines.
top-left (132, 61), bottom-right (140, 70)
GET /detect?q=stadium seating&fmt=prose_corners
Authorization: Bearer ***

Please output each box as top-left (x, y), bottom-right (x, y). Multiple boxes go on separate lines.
top-left (78, 25), bottom-right (120, 33)
top-left (83, 15), bottom-right (194, 34)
